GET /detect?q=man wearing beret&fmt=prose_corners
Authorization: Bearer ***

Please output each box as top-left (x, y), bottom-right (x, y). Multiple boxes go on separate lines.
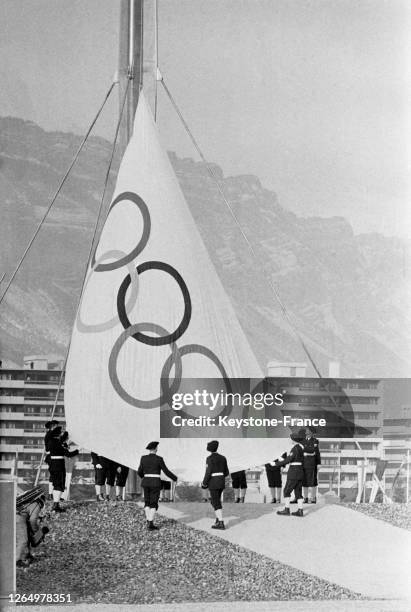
top-left (47, 425), bottom-right (79, 513)
top-left (275, 429), bottom-right (306, 517)
top-left (137, 441), bottom-right (177, 531)
top-left (202, 440), bottom-right (229, 530)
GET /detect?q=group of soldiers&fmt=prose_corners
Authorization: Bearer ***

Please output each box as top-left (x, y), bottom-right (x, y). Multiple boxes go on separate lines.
top-left (44, 421), bottom-right (320, 530)
top-left (136, 427), bottom-right (320, 531)
top-left (90, 453), bottom-right (130, 502)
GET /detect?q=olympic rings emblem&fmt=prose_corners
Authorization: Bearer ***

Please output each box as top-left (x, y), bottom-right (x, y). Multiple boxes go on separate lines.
top-left (80, 190), bottom-right (229, 410)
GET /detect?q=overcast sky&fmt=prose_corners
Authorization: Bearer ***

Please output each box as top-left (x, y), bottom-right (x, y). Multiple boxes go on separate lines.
top-left (1, 0), bottom-right (410, 237)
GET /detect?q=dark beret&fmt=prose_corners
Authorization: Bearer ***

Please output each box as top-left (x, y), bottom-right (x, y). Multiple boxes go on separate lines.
top-left (206, 440), bottom-right (219, 453)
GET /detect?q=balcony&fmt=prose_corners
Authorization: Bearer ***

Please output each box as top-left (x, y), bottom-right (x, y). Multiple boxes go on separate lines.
top-left (0, 396), bottom-right (24, 404)
top-left (0, 444), bottom-right (24, 452)
top-left (24, 379), bottom-right (62, 386)
top-left (0, 428), bottom-right (25, 436)
top-left (23, 398), bottom-right (63, 404)
top-left (0, 380), bottom-right (25, 388)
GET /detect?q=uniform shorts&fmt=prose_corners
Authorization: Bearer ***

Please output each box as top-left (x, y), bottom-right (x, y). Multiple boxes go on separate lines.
top-left (231, 471), bottom-right (247, 489)
top-left (49, 469), bottom-right (66, 492)
top-left (265, 466), bottom-right (282, 488)
top-left (143, 485), bottom-right (161, 509)
top-left (303, 462), bottom-right (318, 487)
top-left (283, 474), bottom-right (303, 500)
top-left (95, 461), bottom-right (117, 486)
top-left (209, 488), bottom-right (224, 510)
top-left (115, 466), bottom-right (129, 488)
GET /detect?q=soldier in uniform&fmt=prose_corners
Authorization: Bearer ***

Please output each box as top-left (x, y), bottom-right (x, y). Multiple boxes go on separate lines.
top-left (276, 429), bottom-right (306, 517)
top-left (303, 426), bottom-right (321, 503)
top-left (47, 425), bottom-right (79, 512)
top-left (265, 452), bottom-right (287, 503)
top-left (91, 453), bottom-right (118, 501)
top-left (202, 440), bottom-right (229, 529)
top-left (137, 441), bottom-right (177, 530)
top-left (115, 463), bottom-right (129, 501)
top-left (231, 469), bottom-right (247, 503)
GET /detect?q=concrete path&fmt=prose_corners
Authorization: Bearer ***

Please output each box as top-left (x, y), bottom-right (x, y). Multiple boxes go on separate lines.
top-left (158, 503), bottom-right (411, 600)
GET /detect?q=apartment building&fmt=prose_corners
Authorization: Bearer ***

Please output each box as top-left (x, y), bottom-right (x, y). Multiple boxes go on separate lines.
top-left (383, 409), bottom-right (411, 501)
top-left (0, 355), bottom-right (93, 485)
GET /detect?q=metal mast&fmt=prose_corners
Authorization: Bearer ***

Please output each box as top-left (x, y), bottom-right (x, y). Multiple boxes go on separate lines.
top-left (119, 0), bottom-right (143, 149)
top-left (118, 0), bottom-right (157, 497)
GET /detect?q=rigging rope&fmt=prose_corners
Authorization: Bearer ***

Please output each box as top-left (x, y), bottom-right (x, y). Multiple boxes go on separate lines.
top-left (160, 77), bottom-right (324, 379)
top-left (34, 79), bottom-right (131, 486)
top-left (0, 80), bottom-right (117, 309)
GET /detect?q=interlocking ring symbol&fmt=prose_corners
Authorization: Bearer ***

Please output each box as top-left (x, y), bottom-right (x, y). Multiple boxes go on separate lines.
top-left (91, 192), bottom-right (151, 272)
top-left (117, 261), bottom-right (192, 346)
top-left (77, 249), bottom-right (139, 334)
top-left (80, 189), bottom-right (230, 411)
top-left (108, 322), bottom-right (183, 409)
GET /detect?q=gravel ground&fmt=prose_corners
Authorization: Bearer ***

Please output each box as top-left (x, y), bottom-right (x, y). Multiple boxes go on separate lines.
top-left (344, 503), bottom-right (411, 531)
top-left (17, 501), bottom-right (362, 605)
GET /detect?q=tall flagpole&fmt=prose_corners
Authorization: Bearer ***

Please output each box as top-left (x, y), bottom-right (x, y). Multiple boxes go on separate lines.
top-left (119, 0), bottom-right (143, 148)
top-left (119, 0), bottom-right (143, 498)
top-left (118, 0), bottom-right (157, 498)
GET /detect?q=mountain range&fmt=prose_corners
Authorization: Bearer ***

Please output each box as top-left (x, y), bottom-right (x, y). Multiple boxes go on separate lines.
top-left (0, 117), bottom-right (410, 377)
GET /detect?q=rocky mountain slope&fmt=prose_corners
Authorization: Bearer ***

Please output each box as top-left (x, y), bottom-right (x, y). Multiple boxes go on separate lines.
top-left (0, 117), bottom-right (409, 376)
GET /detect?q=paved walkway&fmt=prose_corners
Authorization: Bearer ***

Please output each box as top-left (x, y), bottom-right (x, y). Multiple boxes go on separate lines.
top-left (158, 503), bottom-right (411, 601)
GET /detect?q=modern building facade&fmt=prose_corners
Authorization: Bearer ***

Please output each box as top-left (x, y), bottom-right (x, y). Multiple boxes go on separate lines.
top-left (383, 411), bottom-right (411, 502)
top-left (0, 356), bottom-right (93, 485)
top-left (264, 361), bottom-right (384, 500)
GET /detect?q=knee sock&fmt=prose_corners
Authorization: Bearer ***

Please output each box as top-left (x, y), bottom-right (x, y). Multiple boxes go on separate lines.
top-left (284, 497), bottom-right (290, 509)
